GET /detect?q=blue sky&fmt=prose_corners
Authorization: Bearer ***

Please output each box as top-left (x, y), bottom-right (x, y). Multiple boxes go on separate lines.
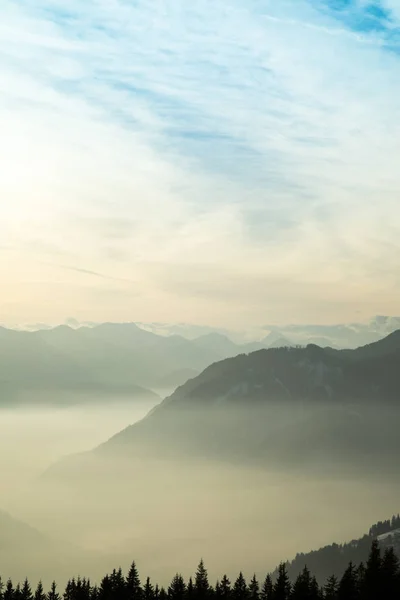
top-left (1, 0), bottom-right (400, 329)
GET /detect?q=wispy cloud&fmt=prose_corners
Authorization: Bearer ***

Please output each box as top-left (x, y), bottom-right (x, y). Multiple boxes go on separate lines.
top-left (41, 262), bottom-right (137, 284)
top-left (0, 0), bottom-right (400, 327)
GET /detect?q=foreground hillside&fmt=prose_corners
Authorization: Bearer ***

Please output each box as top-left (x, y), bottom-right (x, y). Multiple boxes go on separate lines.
top-left (0, 535), bottom-right (398, 599)
top-left (276, 515), bottom-right (400, 584)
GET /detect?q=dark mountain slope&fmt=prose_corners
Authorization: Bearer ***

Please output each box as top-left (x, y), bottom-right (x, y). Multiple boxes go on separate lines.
top-left (275, 515), bottom-right (400, 584)
top-left (43, 332), bottom-right (400, 481)
top-left (89, 332), bottom-right (400, 467)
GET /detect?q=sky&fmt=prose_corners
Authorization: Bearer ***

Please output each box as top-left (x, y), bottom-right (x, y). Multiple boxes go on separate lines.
top-left (1, 0), bottom-right (400, 329)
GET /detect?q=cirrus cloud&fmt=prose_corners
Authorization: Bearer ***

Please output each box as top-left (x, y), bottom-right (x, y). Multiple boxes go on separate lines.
top-left (0, 0), bottom-right (399, 328)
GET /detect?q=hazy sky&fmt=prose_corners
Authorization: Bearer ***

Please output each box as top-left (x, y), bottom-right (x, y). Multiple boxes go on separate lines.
top-left (1, 0), bottom-right (400, 328)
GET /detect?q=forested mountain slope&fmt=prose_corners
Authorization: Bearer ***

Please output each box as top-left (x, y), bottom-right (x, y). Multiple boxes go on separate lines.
top-left (93, 332), bottom-right (400, 466)
top-left (275, 514), bottom-right (400, 584)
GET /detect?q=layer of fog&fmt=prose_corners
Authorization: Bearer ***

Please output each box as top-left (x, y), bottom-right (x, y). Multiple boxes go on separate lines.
top-left (0, 394), bottom-right (159, 499)
top-left (1, 398), bottom-right (400, 587)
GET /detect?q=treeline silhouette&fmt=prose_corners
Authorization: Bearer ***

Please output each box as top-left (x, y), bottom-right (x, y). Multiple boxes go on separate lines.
top-left (369, 514), bottom-right (400, 537)
top-left (278, 514), bottom-right (400, 584)
top-left (0, 540), bottom-right (398, 600)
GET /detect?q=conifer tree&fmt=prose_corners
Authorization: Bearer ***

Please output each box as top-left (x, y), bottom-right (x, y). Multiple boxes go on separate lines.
top-left (364, 539), bottom-right (381, 600)
top-left (21, 578), bottom-right (33, 600)
top-left (143, 577), bottom-right (155, 600)
top-left (127, 562), bottom-right (142, 600)
top-left (248, 576), bottom-right (258, 600)
top-left (0, 577), bottom-right (4, 600)
top-left (324, 575), bottom-right (338, 600)
top-left (3, 580), bottom-right (14, 600)
top-left (21, 579), bottom-right (33, 600)
top-left (214, 582), bottom-right (221, 600)
top-left (218, 576), bottom-right (231, 600)
top-left (48, 582), bottom-right (60, 600)
top-left (168, 575), bottom-right (186, 600)
top-left (260, 576), bottom-right (272, 600)
top-left (272, 563), bottom-right (290, 600)
top-left (291, 566), bottom-right (312, 600)
top-left (185, 579), bottom-right (193, 600)
top-left (355, 563), bottom-right (365, 598)
top-left (309, 576), bottom-right (321, 600)
top-left (232, 573), bottom-right (247, 600)
top-left (75, 577), bottom-right (91, 600)
top-left (98, 575), bottom-right (112, 600)
top-left (91, 585), bottom-right (99, 600)
top-left (194, 560), bottom-right (209, 599)
top-left (158, 588), bottom-right (167, 600)
top-left (64, 580), bottom-right (73, 600)
top-left (15, 584), bottom-right (22, 600)
top-left (381, 546), bottom-right (400, 600)
top-left (34, 582), bottom-right (46, 600)
top-left (111, 568), bottom-right (126, 599)
top-left (337, 562), bottom-right (359, 600)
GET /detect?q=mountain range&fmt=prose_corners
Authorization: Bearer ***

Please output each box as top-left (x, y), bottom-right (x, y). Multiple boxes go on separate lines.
top-left (127, 315), bottom-right (400, 348)
top-left (44, 330), bottom-right (400, 482)
top-left (0, 324), bottom-right (269, 406)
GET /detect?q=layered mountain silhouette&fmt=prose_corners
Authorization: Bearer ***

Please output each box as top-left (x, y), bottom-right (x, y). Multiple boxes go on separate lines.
top-left (0, 323), bottom-right (282, 406)
top-left (44, 331), bottom-right (400, 480)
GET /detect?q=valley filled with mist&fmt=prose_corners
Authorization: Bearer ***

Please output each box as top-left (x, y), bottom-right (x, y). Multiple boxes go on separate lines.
top-left (1, 321), bottom-right (399, 591)
top-left (3, 1), bottom-right (400, 596)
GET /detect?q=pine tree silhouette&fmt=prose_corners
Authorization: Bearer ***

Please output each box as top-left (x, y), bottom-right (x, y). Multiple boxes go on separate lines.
top-left (127, 562), bottom-right (142, 600)
top-left (168, 575), bottom-right (186, 600)
top-left (381, 546), bottom-right (400, 600)
top-left (21, 579), bottom-right (33, 600)
top-left (143, 577), bottom-right (155, 600)
top-left (337, 562), bottom-right (359, 600)
top-left (98, 575), bottom-right (112, 600)
top-left (63, 580), bottom-right (74, 600)
top-left (272, 563), bottom-right (290, 600)
top-left (91, 586), bottom-right (99, 600)
top-left (0, 537), bottom-right (398, 600)
top-left (248, 575), bottom-right (259, 600)
top-left (218, 576), bottom-right (231, 600)
top-left (48, 581), bottom-right (61, 600)
top-left (324, 575), bottom-right (338, 600)
top-left (232, 573), bottom-right (247, 600)
top-left (309, 576), bottom-right (321, 600)
top-left (3, 580), bottom-right (14, 600)
top-left (111, 568), bottom-right (126, 600)
top-left (363, 539), bottom-right (381, 600)
top-left (260, 576), bottom-right (272, 600)
top-left (158, 588), bottom-right (167, 600)
top-left (194, 560), bottom-right (210, 600)
top-left (185, 578), bottom-right (194, 600)
top-left (34, 582), bottom-right (46, 600)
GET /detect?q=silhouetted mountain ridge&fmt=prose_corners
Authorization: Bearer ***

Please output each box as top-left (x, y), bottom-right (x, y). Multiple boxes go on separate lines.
top-left (86, 332), bottom-right (400, 470)
top-left (0, 323), bottom-right (287, 405)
